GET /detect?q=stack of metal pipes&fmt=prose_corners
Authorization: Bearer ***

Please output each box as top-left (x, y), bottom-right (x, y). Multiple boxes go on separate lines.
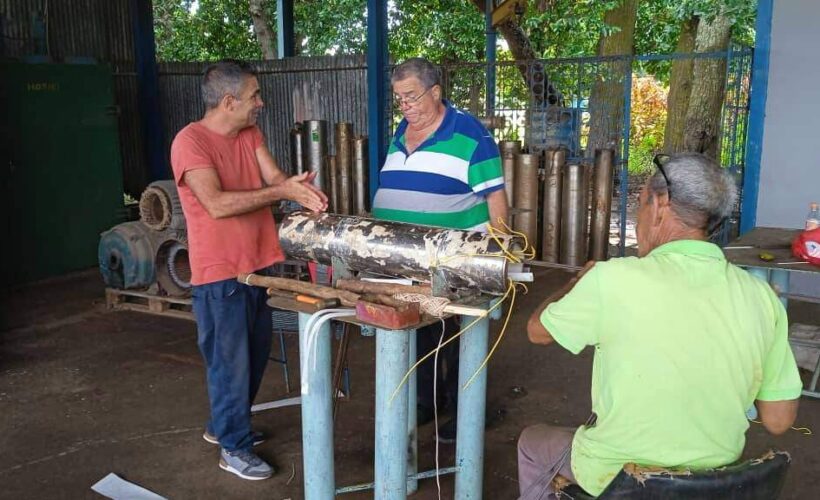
top-left (289, 120), bottom-right (369, 216)
top-left (500, 142), bottom-right (616, 266)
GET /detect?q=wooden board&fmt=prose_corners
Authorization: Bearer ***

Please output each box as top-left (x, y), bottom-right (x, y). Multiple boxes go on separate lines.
top-left (105, 288), bottom-right (194, 321)
top-left (724, 227), bottom-right (820, 275)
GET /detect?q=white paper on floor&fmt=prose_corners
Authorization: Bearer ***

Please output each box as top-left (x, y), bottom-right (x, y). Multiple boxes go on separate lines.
top-left (91, 473), bottom-right (166, 500)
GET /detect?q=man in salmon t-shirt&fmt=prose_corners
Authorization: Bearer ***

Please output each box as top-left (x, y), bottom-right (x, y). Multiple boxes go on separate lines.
top-left (170, 59), bottom-right (327, 481)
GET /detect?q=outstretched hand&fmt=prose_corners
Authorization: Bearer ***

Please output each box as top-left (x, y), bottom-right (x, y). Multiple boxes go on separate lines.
top-left (285, 172), bottom-right (328, 212)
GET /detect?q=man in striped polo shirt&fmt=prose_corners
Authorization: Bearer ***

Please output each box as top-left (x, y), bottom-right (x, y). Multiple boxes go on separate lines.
top-left (373, 58), bottom-right (508, 442)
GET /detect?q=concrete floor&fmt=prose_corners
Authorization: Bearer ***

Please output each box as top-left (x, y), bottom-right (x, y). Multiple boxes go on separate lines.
top-left (1, 268), bottom-right (819, 499)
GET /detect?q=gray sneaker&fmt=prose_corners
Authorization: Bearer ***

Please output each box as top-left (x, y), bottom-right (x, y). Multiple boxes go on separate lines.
top-left (219, 448), bottom-right (274, 480)
top-left (203, 429), bottom-right (266, 446)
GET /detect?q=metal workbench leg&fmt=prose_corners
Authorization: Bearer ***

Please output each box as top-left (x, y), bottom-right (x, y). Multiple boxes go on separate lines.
top-left (454, 315), bottom-right (490, 500)
top-left (747, 267), bottom-right (770, 284)
top-left (375, 328), bottom-right (410, 500)
top-left (769, 269), bottom-right (790, 309)
top-left (299, 312), bottom-right (335, 500)
top-left (407, 328), bottom-right (418, 494)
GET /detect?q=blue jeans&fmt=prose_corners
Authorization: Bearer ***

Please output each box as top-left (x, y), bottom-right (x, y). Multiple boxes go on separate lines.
top-left (192, 276), bottom-right (272, 452)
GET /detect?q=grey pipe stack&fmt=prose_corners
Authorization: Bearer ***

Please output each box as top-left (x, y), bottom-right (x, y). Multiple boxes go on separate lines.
top-left (499, 141), bottom-right (520, 209)
top-left (513, 153), bottom-right (540, 253)
top-left (289, 123), bottom-right (305, 175)
top-left (589, 149), bottom-right (615, 261)
top-left (335, 122), bottom-right (354, 215)
top-left (353, 136), bottom-right (369, 215)
top-left (560, 162), bottom-right (589, 267)
top-left (302, 120), bottom-right (328, 191)
top-left (541, 148), bottom-right (565, 262)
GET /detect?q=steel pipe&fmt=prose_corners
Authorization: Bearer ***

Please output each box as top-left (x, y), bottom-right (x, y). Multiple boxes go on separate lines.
top-left (499, 140), bottom-right (520, 208)
top-left (327, 155), bottom-right (338, 213)
top-left (353, 136), bottom-right (369, 215)
top-left (513, 153), bottom-right (539, 255)
top-left (560, 163), bottom-right (588, 267)
top-left (541, 148), bottom-right (564, 262)
top-left (303, 119), bottom-right (328, 191)
top-left (278, 212), bottom-right (522, 295)
top-left (335, 122), bottom-right (354, 215)
top-left (589, 149), bottom-right (615, 261)
top-left (290, 123), bottom-right (306, 175)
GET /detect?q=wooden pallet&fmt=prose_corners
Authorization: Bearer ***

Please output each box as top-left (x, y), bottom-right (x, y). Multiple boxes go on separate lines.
top-left (105, 288), bottom-right (194, 321)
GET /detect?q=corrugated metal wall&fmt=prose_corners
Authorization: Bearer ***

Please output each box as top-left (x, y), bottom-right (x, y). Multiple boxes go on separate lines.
top-left (158, 56), bottom-right (368, 175)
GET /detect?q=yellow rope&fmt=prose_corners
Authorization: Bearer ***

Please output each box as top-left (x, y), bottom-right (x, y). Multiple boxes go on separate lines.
top-left (749, 419), bottom-right (812, 435)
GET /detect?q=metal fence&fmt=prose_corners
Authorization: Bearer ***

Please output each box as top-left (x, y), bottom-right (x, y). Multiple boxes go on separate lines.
top-left (390, 48), bottom-right (753, 252)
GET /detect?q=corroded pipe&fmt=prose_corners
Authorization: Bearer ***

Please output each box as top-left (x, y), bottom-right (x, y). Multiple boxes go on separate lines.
top-left (541, 148), bottom-right (564, 262)
top-left (499, 140), bottom-right (520, 207)
top-left (327, 155), bottom-right (338, 213)
top-left (513, 153), bottom-right (539, 254)
top-left (560, 163), bottom-right (588, 267)
top-left (335, 122), bottom-right (354, 215)
top-left (303, 119), bottom-right (328, 191)
top-left (278, 212), bottom-right (523, 295)
top-left (589, 149), bottom-right (615, 261)
top-left (353, 136), bottom-right (369, 215)
top-left (290, 123), bottom-right (305, 175)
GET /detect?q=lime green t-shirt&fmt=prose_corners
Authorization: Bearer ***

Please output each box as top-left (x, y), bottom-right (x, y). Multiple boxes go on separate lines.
top-left (540, 240), bottom-right (802, 496)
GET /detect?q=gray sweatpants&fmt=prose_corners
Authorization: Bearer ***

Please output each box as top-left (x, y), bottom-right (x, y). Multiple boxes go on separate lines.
top-left (517, 424), bottom-right (577, 500)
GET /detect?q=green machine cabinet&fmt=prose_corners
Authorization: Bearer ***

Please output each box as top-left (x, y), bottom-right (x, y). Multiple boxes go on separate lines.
top-left (1, 62), bottom-right (124, 286)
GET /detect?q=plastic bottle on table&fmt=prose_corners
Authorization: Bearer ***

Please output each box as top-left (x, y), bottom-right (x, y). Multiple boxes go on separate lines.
top-left (806, 202), bottom-right (820, 230)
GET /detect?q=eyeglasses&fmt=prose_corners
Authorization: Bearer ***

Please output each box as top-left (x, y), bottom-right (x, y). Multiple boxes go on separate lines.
top-left (653, 153), bottom-right (672, 201)
top-left (393, 87), bottom-right (431, 107)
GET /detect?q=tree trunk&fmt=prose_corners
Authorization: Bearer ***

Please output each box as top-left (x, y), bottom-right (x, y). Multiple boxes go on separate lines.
top-left (682, 13), bottom-right (732, 158)
top-left (663, 17), bottom-right (699, 153)
top-left (249, 0), bottom-right (276, 60)
top-left (469, 0), bottom-right (559, 106)
top-left (586, 0), bottom-right (639, 155)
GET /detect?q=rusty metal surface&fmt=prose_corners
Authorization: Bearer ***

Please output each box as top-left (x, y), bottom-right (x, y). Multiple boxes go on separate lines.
top-left (589, 149), bottom-right (615, 261)
top-left (327, 154), bottom-right (338, 213)
top-left (560, 163), bottom-right (588, 267)
top-left (542, 148), bottom-right (564, 262)
top-left (335, 122), bottom-right (353, 215)
top-left (303, 119), bottom-right (328, 192)
top-left (499, 140), bottom-right (520, 208)
top-left (352, 136), bottom-right (369, 215)
top-left (278, 212), bottom-right (523, 295)
top-left (513, 153), bottom-right (539, 254)
top-left (289, 124), bottom-right (305, 174)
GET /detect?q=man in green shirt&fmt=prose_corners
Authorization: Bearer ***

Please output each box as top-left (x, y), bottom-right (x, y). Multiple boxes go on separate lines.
top-left (518, 153), bottom-right (802, 498)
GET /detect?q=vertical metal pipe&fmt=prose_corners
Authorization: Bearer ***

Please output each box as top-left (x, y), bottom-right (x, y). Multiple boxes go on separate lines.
top-left (541, 148), bottom-right (564, 262)
top-left (406, 329), bottom-right (418, 495)
top-left (513, 153), bottom-right (539, 254)
top-left (375, 328), bottom-right (410, 499)
top-left (303, 119), bottom-right (328, 191)
top-left (499, 140), bottom-right (520, 210)
top-left (561, 163), bottom-right (589, 267)
top-left (327, 155), bottom-right (338, 213)
top-left (289, 123), bottom-right (305, 175)
top-left (485, 0), bottom-right (496, 116)
top-left (353, 136), bottom-right (370, 215)
top-left (336, 122), bottom-right (354, 215)
top-left (589, 149), bottom-right (615, 261)
top-left (454, 314), bottom-right (490, 500)
top-left (298, 312), bottom-right (335, 499)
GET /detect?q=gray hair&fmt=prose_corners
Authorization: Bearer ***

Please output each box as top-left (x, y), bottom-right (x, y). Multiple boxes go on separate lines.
top-left (201, 59), bottom-right (257, 110)
top-left (647, 153), bottom-right (738, 232)
top-left (391, 58), bottom-right (441, 89)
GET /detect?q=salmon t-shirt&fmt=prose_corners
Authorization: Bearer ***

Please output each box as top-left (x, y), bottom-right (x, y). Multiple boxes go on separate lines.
top-left (170, 122), bottom-right (284, 285)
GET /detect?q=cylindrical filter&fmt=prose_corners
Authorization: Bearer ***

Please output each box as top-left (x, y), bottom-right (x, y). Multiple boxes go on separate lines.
top-left (499, 141), bottom-right (520, 209)
top-left (513, 153), bottom-right (539, 254)
top-left (139, 180), bottom-right (186, 232)
top-left (353, 136), bottom-right (369, 215)
top-left (302, 120), bottom-right (328, 191)
top-left (289, 123), bottom-right (305, 175)
top-left (98, 221), bottom-right (160, 289)
top-left (560, 163), bottom-right (589, 267)
top-left (278, 211), bottom-right (523, 295)
top-left (327, 155), bottom-right (338, 213)
top-left (156, 234), bottom-right (192, 297)
top-left (541, 148), bottom-right (565, 262)
top-left (589, 149), bottom-right (615, 261)
top-left (335, 122), bottom-right (354, 215)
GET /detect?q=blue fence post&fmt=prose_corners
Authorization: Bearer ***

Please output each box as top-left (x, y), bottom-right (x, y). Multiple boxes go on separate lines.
top-left (276, 0), bottom-right (294, 58)
top-left (618, 61), bottom-right (633, 257)
top-left (366, 0), bottom-right (389, 206)
top-left (375, 328), bottom-right (410, 499)
top-left (485, 0), bottom-right (496, 116)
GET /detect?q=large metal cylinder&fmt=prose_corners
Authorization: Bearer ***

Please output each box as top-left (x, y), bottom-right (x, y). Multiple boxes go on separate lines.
top-left (560, 163), bottom-right (589, 267)
top-left (302, 120), bottom-right (328, 191)
top-left (278, 212), bottom-right (523, 295)
top-left (98, 221), bottom-right (159, 289)
top-left (541, 148), bottom-right (565, 262)
top-left (499, 141), bottom-right (520, 208)
top-left (335, 122), bottom-right (354, 215)
top-left (589, 149), bottom-right (615, 261)
top-left (156, 233), bottom-right (191, 297)
top-left (289, 123), bottom-right (305, 175)
top-left (139, 180), bottom-right (186, 232)
top-left (353, 136), bottom-right (369, 215)
top-left (327, 155), bottom-right (338, 213)
top-left (513, 153), bottom-right (539, 254)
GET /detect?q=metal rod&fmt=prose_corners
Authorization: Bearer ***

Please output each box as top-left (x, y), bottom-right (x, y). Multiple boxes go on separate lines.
top-left (336, 122), bottom-right (354, 215)
top-left (327, 154), bottom-right (338, 213)
top-left (524, 259), bottom-right (582, 272)
top-left (375, 327), bottom-right (410, 499)
top-left (541, 148), bottom-right (564, 263)
top-left (499, 141), bottom-right (520, 211)
top-left (298, 312), bottom-right (335, 499)
top-left (513, 153), bottom-right (540, 255)
top-left (561, 163), bottom-right (589, 267)
top-left (303, 119), bottom-right (328, 191)
top-left (290, 123), bottom-right (305, 175)
top-left (407, 329), bottom-right (418, 495)
top-left (336, 467), bottom-right (459, 494)
top-left (589, 149), bottom-right (615, 261)
top-left (454, 314), bottom-right (490, 499)
top-left (353, 135), bottom-right (370, 215)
